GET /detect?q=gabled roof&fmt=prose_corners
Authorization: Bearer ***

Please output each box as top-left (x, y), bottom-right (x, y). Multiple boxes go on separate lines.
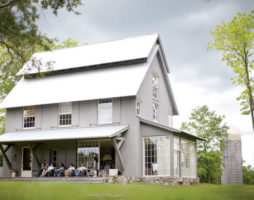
top-left (0, 34), bottom-right (178, 115)
top-left (0, 63), bottom-right (149, 108)
top-left (18, 34), bottom-right (159, 76)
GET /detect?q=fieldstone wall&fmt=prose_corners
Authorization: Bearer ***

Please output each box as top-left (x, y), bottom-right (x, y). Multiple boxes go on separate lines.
top-left (104, 176), bottom-right (199, 185)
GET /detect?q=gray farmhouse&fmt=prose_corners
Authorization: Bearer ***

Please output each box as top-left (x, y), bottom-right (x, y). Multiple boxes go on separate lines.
top-left (0, 34), bottom-right (202, 180)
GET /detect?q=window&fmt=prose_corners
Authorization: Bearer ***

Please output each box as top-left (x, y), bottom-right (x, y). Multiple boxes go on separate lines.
top-left (98, 99), bottom-right (112, 124)
top-left (152, 74), bottom-right (159, 100)
top-left (59, 102), bottom-right (72, 126)
top-left (174, 137), bottom-right (180, 177)
top-left (152, 103), bottom-right (159, 121)
top-left (181, 139), bottom-right (196, 177)
top-left (136, 100), bottom-right (141, 117)
top-left (77, 140), bottom-right (99, 169)
top-left (23, 106), bottom-right (35, 128)
top-left (144, 136), bottom-right (170, 176)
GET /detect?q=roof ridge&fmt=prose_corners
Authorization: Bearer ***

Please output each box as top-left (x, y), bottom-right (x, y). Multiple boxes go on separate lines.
top-left (33, 33), bottom-right (159, 55)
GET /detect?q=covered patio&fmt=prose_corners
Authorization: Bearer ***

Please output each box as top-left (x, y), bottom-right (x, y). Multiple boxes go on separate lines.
top-left (0, 125), bottom-right (128, 178)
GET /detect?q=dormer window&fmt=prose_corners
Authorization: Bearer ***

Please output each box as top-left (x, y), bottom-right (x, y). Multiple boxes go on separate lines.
top-left (98, 99), bottom-right (112, 124)
top-left (152, 74), bottom-right (159, 100)
top-left (59, 102), bottom-right (72, 126)
top-left (23, 106), bottom-right (35, 128)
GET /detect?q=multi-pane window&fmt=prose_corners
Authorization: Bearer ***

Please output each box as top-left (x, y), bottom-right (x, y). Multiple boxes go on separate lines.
top-left (98, 99), bottom-right (112, 124)
top-left (152, 74), bottom-right (159, 100)
top-left (144, 136), bottom-right (170, 176)
top-left (23, 106), bottom-right (35, 128)
top-left (136, 100), bottom-right (141, 117)
top-left (77, 140), bottom-right (99, 169)
top-left (174, 137), bottom-right (180, 177)
top-left (181, 139), bottom-right (196, 177)
top-left (152, 103), bottom-right (159, 121)
top-left (59, 102), bottom-right (72, 126)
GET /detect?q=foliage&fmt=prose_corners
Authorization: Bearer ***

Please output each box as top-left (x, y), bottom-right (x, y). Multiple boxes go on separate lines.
top-left (0, 182), bottom-right (254, 200)
top-left (181, 105), bottom-right (229, 184)
top-left (243, 164), bottom-right (254, 184)
top-left (207, 10), bottom-right (254, 130)
top-left (0, 0), bottom-right (82, 63)
top-left (0, 37), bottom-right (82, 134)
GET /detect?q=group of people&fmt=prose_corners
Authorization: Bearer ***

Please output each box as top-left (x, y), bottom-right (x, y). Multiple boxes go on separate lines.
top-left (38, 154), bottom-right (98, 177)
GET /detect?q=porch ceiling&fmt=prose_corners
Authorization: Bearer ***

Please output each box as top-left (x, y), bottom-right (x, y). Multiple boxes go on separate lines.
top-left (0, 125), bottom-right (128, 144)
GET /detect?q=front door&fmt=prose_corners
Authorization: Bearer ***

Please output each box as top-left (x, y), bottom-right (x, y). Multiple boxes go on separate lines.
top-left (21, 147), bottom-right (33, 177)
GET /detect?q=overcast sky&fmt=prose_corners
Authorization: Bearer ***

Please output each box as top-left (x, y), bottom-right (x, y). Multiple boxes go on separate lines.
top-left (37, 0), bottom-right (254, 165)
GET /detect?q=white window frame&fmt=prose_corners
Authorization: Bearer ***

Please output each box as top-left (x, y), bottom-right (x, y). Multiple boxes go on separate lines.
top-left (152, 74), bottom-right (159, 100)
top-left (152, 103), bottom-right (159, 122)
top-left (59, 102), bottom-right (72, 126)
top-left (136, 100), bottom-right (141, 117)
top-left (143, 136), bottom-right (171, 177)
top-left (23, 106), bottom-right (35, 129)
top-left (98, 99), bottom-right (112, 124)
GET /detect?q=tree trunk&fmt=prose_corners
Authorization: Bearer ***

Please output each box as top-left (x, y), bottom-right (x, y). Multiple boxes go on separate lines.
top-left (243, 48), bottom-right (254, 131)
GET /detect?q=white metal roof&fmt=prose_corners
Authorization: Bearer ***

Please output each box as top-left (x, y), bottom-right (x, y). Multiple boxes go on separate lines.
top-left (18, 34), bottom-right (159, 75)
top-left (0, 125), bottom-right (128, 143)
top-left (0, 62), bottom-right (148, 108)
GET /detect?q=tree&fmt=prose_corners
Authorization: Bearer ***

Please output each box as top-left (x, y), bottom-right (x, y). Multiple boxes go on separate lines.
top-left (207, 10), bottom-right (254, 131)
top-left (243, 164), bottom-right (254, 184)
top-left (0, 0), bottom-right (82, 63)
top-left (181, 105), bottom-right (229, 184)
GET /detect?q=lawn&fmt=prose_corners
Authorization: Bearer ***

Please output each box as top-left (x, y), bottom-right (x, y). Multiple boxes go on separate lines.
top-left (0, 181), bottom-right (254, 200)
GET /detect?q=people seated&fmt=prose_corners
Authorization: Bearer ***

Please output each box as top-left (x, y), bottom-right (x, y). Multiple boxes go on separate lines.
top-left (41, 162), bottom-right (55, 177)
top-left (75, 163), bottom-right (87, 176)
top-left (54, 163), bottom-right (65, 177)
top-left (38, 160), bottom-right (48, 177)
top-left (64, 163), bottom-right (75, 177)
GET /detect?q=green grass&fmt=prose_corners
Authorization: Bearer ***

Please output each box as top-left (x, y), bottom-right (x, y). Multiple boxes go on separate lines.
top-left (0, 181), bottom-right (253, 200)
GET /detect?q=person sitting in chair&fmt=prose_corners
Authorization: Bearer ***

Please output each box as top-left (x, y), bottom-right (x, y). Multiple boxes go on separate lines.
top-left (75, 163), bottom-right (87, 176)
top-left (64, 163), bottom-right (75, 177)
top-left (54, 163), bottom-right (65, 176)
top-left (38, 160), bottom-right (48, 177)
top-left (42, 162), bottom-right (55, 177)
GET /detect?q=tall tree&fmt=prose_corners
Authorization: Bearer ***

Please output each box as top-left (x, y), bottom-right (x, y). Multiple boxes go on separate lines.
top-left (207, 10), bottom-right (254, 131)
top-left (181, 105), bottom-right (229, 184)
top-left (0, 0), bottom-right (82, 63)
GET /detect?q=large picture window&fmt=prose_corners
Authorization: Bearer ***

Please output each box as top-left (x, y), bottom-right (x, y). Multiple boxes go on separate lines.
top-left (174, 137), bottom-right (180, 177)
top-left (23, 106), bottom-right (35, 128)
top-left (181, 139), bottom-right (196, 177)
top-left (144, 136), bottom-right (170, 176)
top-left (98, 99), bottom-right (112, 124)
top-left (77, 140), bottom-right (99, 169)
top-left (59, 102), bottom-right (72, 126)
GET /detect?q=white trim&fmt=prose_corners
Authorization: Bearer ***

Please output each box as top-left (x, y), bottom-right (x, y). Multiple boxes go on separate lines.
top-left (21, 146), bottom-right (33, 177)
top-left (23, 106), bottom-right (35, 129)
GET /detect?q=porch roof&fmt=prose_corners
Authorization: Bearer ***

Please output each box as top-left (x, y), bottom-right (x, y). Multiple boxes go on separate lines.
top-left (0, 125), bottom-right (128, 143)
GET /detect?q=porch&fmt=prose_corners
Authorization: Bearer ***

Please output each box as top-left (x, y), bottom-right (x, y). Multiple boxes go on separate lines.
top-left (0, 176), bottom-right (104, 183)
top-left (0, 125), bottom-right (128, 178)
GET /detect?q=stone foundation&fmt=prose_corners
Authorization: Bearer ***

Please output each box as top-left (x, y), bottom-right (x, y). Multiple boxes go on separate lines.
top-left (104, 176), bottom-right (199, 185)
